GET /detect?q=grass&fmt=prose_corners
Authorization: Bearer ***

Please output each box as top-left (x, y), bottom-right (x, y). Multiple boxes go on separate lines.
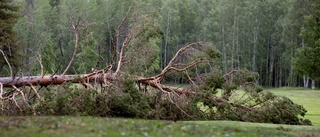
top-left (0, 116), bottom-right (319, 137)
top-left (0, 87), bottom-right (319, 137)
top-left (268, 87), bottom-right (320, 126)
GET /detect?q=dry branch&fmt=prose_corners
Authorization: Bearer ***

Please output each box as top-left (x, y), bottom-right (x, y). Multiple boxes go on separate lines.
top-left (62, 15), bottom-right (82, 75)
top-left (0, 49), bottom-right (12, 77)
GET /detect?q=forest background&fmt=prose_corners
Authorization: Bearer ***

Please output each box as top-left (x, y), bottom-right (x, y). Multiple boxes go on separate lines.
top-left (0, 0), bottom-right (316, 88)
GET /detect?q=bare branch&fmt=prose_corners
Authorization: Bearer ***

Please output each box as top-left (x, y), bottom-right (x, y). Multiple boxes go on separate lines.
top-left (0, 49), bottom-right (13, 77)
top-left (12, 85), bottom-right (31, 108)
top-left (0, 83), bottom-right (9, 100)
top-left (161, 42), bottom-right (204, 74)
top-left (115, 29), bottom-right (136, 74)
top-left (10, 93), bottom-right (22, 112)
top-left (29, 84), bottom-right (41, 100)
top-left (111, 4), bottom-right (134, 68)
top-left (62, 16), bottom-right (81, 75)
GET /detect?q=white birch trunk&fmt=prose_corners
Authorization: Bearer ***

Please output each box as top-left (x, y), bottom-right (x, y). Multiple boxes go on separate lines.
top-left (312, 80), bottom-right (315, 90)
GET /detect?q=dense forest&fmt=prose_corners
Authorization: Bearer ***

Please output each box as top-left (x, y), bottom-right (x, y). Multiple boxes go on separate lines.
top-left (0, 0), bottom-right (317, 87)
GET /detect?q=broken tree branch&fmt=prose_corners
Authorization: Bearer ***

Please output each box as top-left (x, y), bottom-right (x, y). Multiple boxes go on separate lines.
top-left (62, 15), bottom-right (81, 75)
top-left (0, 49), bottom-right (13, 77)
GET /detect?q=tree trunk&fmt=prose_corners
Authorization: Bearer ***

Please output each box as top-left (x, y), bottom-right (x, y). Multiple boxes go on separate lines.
top-left (312, 79), bottom-right (315, 90)
top-left (164, 10), bottom-right (170, 69)
top-left (279, 59), bottom-right (282, 87)
top-left (231, 8), bottom-right (237, 70)
top-left (252, 17), bottom-right (258, 72)
top-left (24, 0), bottom-right (34, 75)
top-left (303, 76), bottom-right (309, 88)
top-left (222, 24), bottom-right (227, 74)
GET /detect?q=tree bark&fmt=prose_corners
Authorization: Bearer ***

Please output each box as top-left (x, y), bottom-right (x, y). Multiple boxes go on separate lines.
top-left (164, 10), bottom-right (171, 69)
top-left (303, 76), bottom-right (309, 88)
top-left (222, 24), bottom-right (227, 74)
top-left (252, 17), bottom-right (258, 72)
top-left (311, 79), bottom-right (315, 90)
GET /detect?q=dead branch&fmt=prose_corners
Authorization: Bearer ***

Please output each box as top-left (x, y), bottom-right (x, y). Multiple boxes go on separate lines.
top-left (0, 49), bottom-right (13, 77)
top-left (111, 4), bottom-right (133, 70)
top-left (115, 29), bottom-right (136, 74)
top-left (29, 84), bottom-right (41, 100)
top-left (35, 52), bottom-right (44, 76)
top-left (223, 67), bottom-right (240, 78)
top-left (62, 15), bottom-right (81, 75)
top-left (0, 83), bottom-right (9, 100)
top-left (12, 85), bottom-right (30, 108)
top-left (10, 93), bottom-right (22, 112)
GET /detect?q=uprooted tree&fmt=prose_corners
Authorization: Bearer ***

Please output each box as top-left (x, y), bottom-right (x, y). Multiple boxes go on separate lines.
top-left (0, 5), bottom-right (311, 125)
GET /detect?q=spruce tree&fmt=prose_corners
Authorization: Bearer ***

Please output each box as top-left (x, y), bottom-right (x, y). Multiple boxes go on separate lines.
top-left (0, 0), bottom-right (20, 75)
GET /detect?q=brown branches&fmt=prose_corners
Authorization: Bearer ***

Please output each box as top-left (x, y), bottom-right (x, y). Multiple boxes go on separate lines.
top-left (0, 82), bottom-right (33, 113)
top-left (160, 42), bottom-right (205, 76)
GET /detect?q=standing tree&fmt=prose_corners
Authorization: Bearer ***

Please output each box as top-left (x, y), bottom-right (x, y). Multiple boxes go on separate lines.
top-left (294, 0), bottom-right (320, 90)
top-left (0, 0), bottom-right (21, 76)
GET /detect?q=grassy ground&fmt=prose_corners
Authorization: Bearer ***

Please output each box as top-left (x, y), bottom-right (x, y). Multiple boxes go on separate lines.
top-left (0, 116), bottom-right (319, 137)
top-left (268, 87), bottom-right (320, 126)
top-left (0, 87), bottom-right (319, 137)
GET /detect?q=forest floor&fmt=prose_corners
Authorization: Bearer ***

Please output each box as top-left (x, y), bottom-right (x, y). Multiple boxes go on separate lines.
top-left (0, 87), bottom-right (319, 137)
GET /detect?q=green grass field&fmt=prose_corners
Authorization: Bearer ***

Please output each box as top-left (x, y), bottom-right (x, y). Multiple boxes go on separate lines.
top-left (0, 87), bottom-right (319, 137)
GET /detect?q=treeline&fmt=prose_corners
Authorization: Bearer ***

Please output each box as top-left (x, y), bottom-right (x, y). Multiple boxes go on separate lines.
top-left (0, 0), bottom-right (315, 87)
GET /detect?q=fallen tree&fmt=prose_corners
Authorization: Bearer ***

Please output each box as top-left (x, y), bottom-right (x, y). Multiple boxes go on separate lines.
top-left (0, 5), bottom-right (312, 125)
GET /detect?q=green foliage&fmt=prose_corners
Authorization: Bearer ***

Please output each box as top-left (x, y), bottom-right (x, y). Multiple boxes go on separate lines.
top-left (124, 16), bottom-right (163, 76)
top-left (233, 68), bottom-right (260, 85)
top-left (6, 0), bottom-right (314, 86)
top-left (205, 45), bottom-right (222, 60)
top-left (293, 0), bottom-right (320, 81)
top-left (42, 41), bottom-right (57, 74)
top-left (75, 44), bottom-right (99, 73)
top-left (197, 68), bottom-right (311, 125)
top-left (0, 0), bottom-right (21, 75)
top-left (0, 73), bottom-right (312, 126)
top-left (107, 80), bottom-right (153, 118)
top-left (254, 96), bottom-right (310, 125)
top-left (200, 69), bottom-right (225, 94)
top-left (293, 47), bottom-right (320, 80)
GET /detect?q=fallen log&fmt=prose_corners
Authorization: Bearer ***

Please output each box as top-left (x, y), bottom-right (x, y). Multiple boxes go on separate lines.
top-left (0, 72), bottom-right (196, 95)
top-left (0, 73), bottom-right (117, 87)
